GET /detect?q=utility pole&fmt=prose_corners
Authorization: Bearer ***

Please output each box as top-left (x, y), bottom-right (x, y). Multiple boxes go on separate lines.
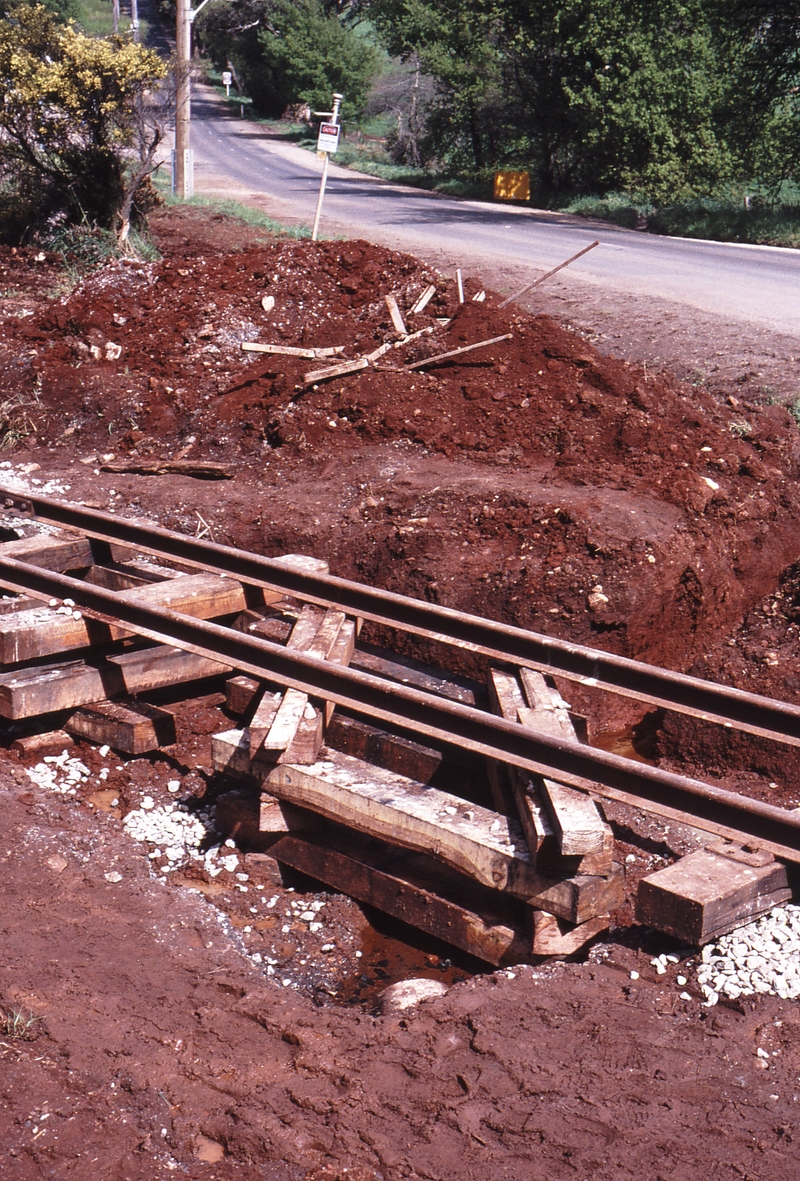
top-left (174, 0), bottom-right (216, 200)
top-left (311, 92), bottom-right (343, 242)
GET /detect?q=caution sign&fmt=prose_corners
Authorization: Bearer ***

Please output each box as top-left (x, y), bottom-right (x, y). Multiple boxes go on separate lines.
top-left (494, 171), bottom-right (530, 201)
top-left (317, 122), bottom-right (341, 153)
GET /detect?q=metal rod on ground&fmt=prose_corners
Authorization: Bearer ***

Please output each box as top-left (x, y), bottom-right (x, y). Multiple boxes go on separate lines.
top-left (5, 489), bottom-right (800, 749)
top-left (456, 269), bottom-right (464, 303)
top-left (0, 555), bottom-right (800, 858)
top-left (498, 240), bottom-right (600, 308)
top-left (312, 92), bottom-right (343, 242)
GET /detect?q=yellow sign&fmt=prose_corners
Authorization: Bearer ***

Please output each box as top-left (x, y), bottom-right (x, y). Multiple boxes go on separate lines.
top-left (494, 171), bottom-right (530, 201)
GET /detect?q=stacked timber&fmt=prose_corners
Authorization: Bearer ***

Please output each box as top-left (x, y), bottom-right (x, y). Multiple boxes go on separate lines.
top-left (211, 598), bottom-right (623, 965)
top-left (0, 530), bottom-right (327, 752)
top-left (1, 526), bottom-right (787, 965)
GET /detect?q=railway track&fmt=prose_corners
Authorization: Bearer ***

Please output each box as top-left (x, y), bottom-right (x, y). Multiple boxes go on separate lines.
top-left (3, 487), bottom-right (800, 748)
top-left (2, 488), bottom-right (800, 861)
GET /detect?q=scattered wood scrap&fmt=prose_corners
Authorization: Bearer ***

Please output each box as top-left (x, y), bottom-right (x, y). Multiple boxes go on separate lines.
top-left (411, 284), bottom-right (436, 314)
top-left (303, 357), bottom-right (369, 386)
top-left (241, 342), bottom-right (344, 358)
top-left (99, 460), bottom-right (233, 480)
top-left (407, 334), bottom-right (513, 371)
top-left (385, 294), bottom-right (407, 336)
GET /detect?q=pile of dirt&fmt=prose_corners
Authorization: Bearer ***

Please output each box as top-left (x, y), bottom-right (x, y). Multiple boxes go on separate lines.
top-left (2, 207), bottom-right (800, 1181)
top-left (7, 210), bottom-right (800, 724)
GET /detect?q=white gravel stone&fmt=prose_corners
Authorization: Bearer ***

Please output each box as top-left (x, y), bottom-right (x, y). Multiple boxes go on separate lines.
top-left (695, 903), bottom-right (800, 1004)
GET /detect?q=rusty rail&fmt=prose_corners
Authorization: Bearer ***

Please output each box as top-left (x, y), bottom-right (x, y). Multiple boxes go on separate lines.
top-left (3, 486), bottom-right (800, 749)
top-left (0, 552), bottom-right (800, 860)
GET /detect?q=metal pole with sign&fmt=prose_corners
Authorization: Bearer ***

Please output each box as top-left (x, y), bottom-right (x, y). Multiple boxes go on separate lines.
top-left (311, 92), bottom-right (343, 242)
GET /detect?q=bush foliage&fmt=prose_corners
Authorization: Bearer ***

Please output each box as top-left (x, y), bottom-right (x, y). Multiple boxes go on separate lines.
top-left (0, 4), bottom-right (167, 243)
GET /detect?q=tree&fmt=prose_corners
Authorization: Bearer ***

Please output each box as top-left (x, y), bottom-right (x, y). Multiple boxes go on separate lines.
top-left (0, 5), bottom-right (168, 243)
top-left (196, 0), bottom-right (379, 119)
top-left (367, 0), bottom-right (800, 200)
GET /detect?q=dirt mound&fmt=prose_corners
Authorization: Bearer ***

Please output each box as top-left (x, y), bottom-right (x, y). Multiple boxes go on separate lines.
top-left (4, 210), bottom-right (800, 728)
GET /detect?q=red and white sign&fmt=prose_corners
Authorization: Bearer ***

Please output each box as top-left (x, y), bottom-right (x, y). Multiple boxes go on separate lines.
top-left (317, 122), bottom-right (340, 153)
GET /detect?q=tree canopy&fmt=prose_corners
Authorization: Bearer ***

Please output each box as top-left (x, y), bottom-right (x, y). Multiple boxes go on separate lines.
top-left (196, 0), bottom-right (379, 119)
top-left (366, 0), bottom-right (800, 200)
top-left (0, 4), bottom-right (168, 241)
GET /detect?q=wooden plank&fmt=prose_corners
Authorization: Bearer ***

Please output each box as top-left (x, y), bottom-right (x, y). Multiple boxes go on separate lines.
top-left (226, 674), bottom-right (260, 716)
top-left (241, 342), bottom-right (344, 358)
top-left (0, 533), bottom-right (93, 572)
top-left (530, 910), bottom-right (609, 957)
top-left (83, 561), bottom-right (176, 591)
top-left (303, 357), bottom-right (369, 386)
top-left (327, 713), bottom-right (442, 783)
top-left (66, 699), bottom-right (176, 754)
top-left (11, 730), bottom-right (73, 757)
top-left (0, 594), bottom-right (45, 614)
top-left (262, 688), bottom-right (308, 751)
top-left (286, 604), bottom-right (327, 652)
top-left (498, 762), bottom-right (613, 876)
top-left (0, 660), bottom-right (109, 718)
top-left (385, 294), bottom-right (407, 336)
top-left (0, 642), bottom-right (232, 721)
top-left (407, 333), bottom-right (512, 371)
top-left (249, 606), bottom-right (326, 761)
top-left (410, 284), bottom-right (436, 314)
top-left (305, 609), bottom-right (345, 659)
top-left (210, 731), bottom-right (620, 923)
top-left (636, 850), bottom-right (791, 944)
top-left (99, 460), bottom-right (233, 480)
top-left (269, 833), bottom-right (530, 967)
top-left (108, 644), bottom-right (231, 692)
top-left (352, 645), bottom-right (479, 706)
top-left (280, 700), bottom-right (324, 764)
top-left (248, 689), bottom-right (283, 759)
top-left (492, 668), bottom-right (607, 856)
top-left (0, 573), bottom-right (246, 664)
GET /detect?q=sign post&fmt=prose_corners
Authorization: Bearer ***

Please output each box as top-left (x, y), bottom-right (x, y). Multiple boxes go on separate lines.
top-left (222, 70), bottom-right (232, 97)
top-left (311, 92), bottom-right (343, 242)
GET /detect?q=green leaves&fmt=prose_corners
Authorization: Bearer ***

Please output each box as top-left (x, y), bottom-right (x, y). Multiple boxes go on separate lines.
top-left (367, 0), bottom-right (800, 202)
top-left (196, 0), bottom-right (379, 119)
top-left (0, 5), bottom-right (168, 238)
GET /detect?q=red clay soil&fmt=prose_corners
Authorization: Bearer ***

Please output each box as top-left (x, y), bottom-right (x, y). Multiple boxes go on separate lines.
top-left (8, 208), bottom-right (800, 718)
top-left (1, 206), bottom-right (800, 1180)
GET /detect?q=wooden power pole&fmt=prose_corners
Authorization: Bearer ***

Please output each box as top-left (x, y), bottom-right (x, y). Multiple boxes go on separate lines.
top-left (174, 0), bottom-right (192, 199)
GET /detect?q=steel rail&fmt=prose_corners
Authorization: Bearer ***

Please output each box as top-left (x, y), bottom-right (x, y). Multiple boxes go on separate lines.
top-left (3, 485), bottom-right (800, 749)
top-left (1, 554), bottom-right (800, 861)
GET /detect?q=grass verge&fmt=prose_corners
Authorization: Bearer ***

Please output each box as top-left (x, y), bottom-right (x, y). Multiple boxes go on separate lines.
top-left (562, 192), bottom-right (800, 247)
top-left (153, 168), bottom-right (312, 238)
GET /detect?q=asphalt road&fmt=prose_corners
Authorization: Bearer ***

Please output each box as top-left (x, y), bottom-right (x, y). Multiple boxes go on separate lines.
top-left (190, 90), bottom-right (800, 337)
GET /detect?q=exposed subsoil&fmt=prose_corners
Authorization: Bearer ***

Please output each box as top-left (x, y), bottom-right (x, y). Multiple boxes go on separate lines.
top-left (1, 206), bottom-right (799, 1179)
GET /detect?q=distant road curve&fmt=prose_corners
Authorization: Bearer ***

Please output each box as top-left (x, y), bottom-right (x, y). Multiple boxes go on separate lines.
top-left (190, 88), bottom-right (800, 337)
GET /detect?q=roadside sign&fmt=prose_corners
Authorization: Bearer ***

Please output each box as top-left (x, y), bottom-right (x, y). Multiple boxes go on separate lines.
top-left (494, 170), bottom-right (530, 201)
top-left (317, 123), bottom-right (340, 153)
top-left (222, 70), bottom-right (232, 96)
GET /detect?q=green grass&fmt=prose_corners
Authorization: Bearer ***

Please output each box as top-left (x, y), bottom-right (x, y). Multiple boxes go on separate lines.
top-left (71, 0), bottom-right (148, 39)
top-left (153, 170), bottom-right (312, 238)
top-left (561, 191), bottom-right (800, 247)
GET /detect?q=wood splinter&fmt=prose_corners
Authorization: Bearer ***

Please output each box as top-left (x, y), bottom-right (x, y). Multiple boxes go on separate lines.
top-left (407, 334), bottom-right (512, 371)
top-left (303, 357), bottom-right (369, 386)
top-left (385, 294), bottom-right (407, 336)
